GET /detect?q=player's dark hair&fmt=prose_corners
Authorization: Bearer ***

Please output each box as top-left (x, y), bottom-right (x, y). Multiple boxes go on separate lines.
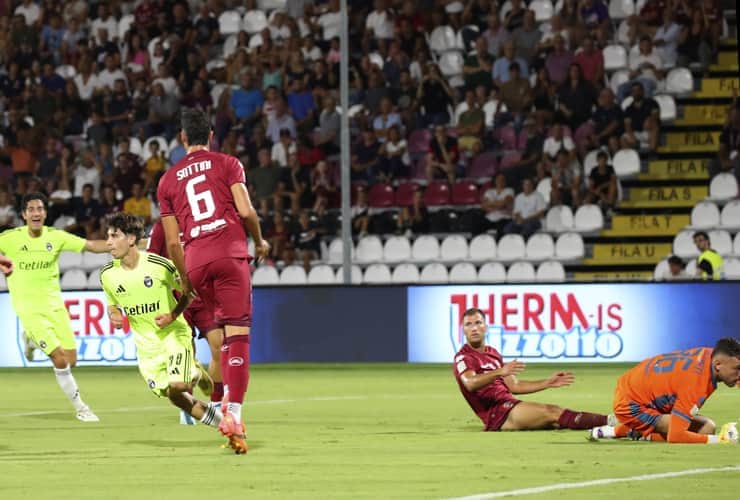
top-left (462, 308), bottom-right (487, 322)
top-left (667, 255), bottom-right (684, 268)
top-left (693, 231), bottom-right (710, 241)
top-left (107, 212), bottom-right (145, 244)
top-left (712, 337), bottom-right (740, 358)
top-left (181, 107), bottom-right (211, 146)
top-left (22, 192), bottom-right (48, 211)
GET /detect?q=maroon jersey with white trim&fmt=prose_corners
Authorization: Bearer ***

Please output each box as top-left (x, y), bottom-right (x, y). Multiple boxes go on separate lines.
top-left (453, 344), bottom-right (516, 424)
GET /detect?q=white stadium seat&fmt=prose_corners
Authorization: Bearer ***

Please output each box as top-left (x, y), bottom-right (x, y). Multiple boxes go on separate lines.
top-left (537, 261), bottom-right (566, 282)
top-left (477, 262), bottom-right (507, 283)
top-left (252, 265), bottom-right (279, 286)
top-left (709, 230), bottom-right (732, 256)
top-left (665, 67), bottom-right (693, 94)
top-left (279, 265), bottom-right (307, 285)
top-left (242, 10), bottom-right (267, 34)
top-left (603, 45), bottom-right (627, 71)
top-left (530, 0), bottom-right (554, 21)
top-left (689, 201), bottom-right (720, 228)
top-left (734, 233), bottom-right (740, 256)
top-left (439, 234), bottom-right (468, 262)
top-left (468, 234), bottom-right (497, 261)
top-left (721, 200), bottom-right (740, 229)
top-left (81, 251), bottom-right (111, 271)
top-left (653, 258), bottom-right (669, 281)
top-left (545, 205), bottom-right (574, 233)
top-left (555, 233), bottom-right (585, 260)
top-left (307, 265), bottom-right (336, 285)
top-left (411, 235), bottom-right (440, 262)
top-left (525, 233), bottom-right (555, 261)
top-left (383, 235), bottom-right (412, 263)
top-left (118, 14), bottom-right (134, 39)
top-left (429, 26), bottom-right (457, 53)
top-left (327, 238), bottom-right (353, 265)
top-left (356, 235), bottom-right (383, 264)
top-left (419, 263), bottom-right (449, 283)
top-left (335, 265), bottom-right (363, 284)
top-left (709, 173), bottom-right (739, 201)
top-left (449, 262), bottom-right (477, 283)
top-left (613, 149), bottom-right (640, 177)
top-left (497, 234), bottom-right (526, 261)
top-left (143, 136), bottom-right (168, 159)
top-left (86, 269), bottom-right (101, 289)
top-left (583, 150), bottom-right (609, 178)
top-left (363, 264), bottom-right (392, 284)
top-left (672, 230), bottom-right (699, 259)
top-left (574, 204), bottom-right (604, 232)
top-left (58, 252), bottom-right (83, 272)
top-left (609, 69), bottom-right (630, 95)
top-left (685, 258), bottom-right (697, 276)
top-left (223, 34), bottom-right (238, 58)
top-left (723, 258), bottom-right (740, 279)
top-left (258, 0), bottom-right (287, 9)
top-left (218, 10), bottom-right (242, 35)
top-left (506, 262), bottom-right (536, 282)
top-left (653, 94), bottom-right (677, 122)
top-left (391, 263), bottom-right (420, 283)
top-left (56, 64), bottom-right (76, 79)
top-left (536, 177), bottom-right (551, 205)
top-left (61, 269), bottom-right (87, 290)
top-left (609, 0), bottom-right (635, 20)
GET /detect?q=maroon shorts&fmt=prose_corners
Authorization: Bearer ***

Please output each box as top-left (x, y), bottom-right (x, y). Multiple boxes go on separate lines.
top-left (188, 257), bottom-right (252, 328)
top-left (485, 398), bottom-right (522, 431)
top-left (183, 296), bottom-right (219, 339)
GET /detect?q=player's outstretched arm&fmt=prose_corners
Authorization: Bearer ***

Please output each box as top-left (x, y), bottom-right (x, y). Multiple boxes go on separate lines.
top-left (230, 183), bottom-right (270, 261)
top-left (459, 359), bottom-right (526, 392)
top-left (108, 305), bottom-right (124, 329)
top-left (155, 291), bottom-right (193, 329)
top-left (161, 215), bottom-right (192, 294)
top-left (84, 239), bottom-right (110, 253)
top-left (502, 371), bottom-right (575, 395)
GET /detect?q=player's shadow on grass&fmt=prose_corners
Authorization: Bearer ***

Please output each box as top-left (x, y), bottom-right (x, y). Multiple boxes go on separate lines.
top-left (125, 439), bottom-right (264, 451)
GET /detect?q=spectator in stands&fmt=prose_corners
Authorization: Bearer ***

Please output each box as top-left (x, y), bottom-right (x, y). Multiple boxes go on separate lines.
top-left (545, 35), bottom-right (573, 86)
top-left (635, 0), bottom-right (665, 39)
top-left (653, 10), bottom-right (681, 69)
top-left (662, 255), bottom-right (689, 280)
top-left (676, 8), bottom-right (713, 73)
top-left (504, 0), bottom-right (527, 32)
top-left (292, 210), bottom-right (322, 272)
top-left (99, 185), bottom-right (120, 217)
top-left (584, 88), bottom-right (623, 155)
top-left (585, 150), bottom-right (618, 210)
top-left (482, 12), bottom-right (510, 58)
top-left (266, 213), bottom-right (291, 265)
top-left (539, 14), bottom-right (570, 54)
top-left (578, 0), bottom-right (610, 45)
top-left (499, 62), bottom-right (533, 127)
top-left (0, 189), bottom-right (16, 230)
top-left (280, 152), bottom-right (310, 213)
top-left (231, 73), bottom-right (265, 129)
top-left (122, 181), bottom-right (151, 224)
top-left (512, 10), bottom-right (541, 65)
top-left (147, 82), bottom-right (180, 139)
top-left (373, 97), bottom-right (403, 143)
top-left (542, 122), bottom-right (577, 173)
top-left (272, 129), bottom-right (297, 168)
top-left (550, 150), bottom-right (583, 207)
top-left (72, 146), bottom-right (102, 198)
top-left (314, 95), bottom-right (341, 155)
top-left (351, 186), bottom-right (370, 237)
top-left (38, 138), bottom-right (61, 180)
top-left (711, 106), bottom-right (740, 178)
top-left (366, 0), bottom-right (395, 40)
top-left (504, 178), bottom-right (547, 238)
top-left (464, 37), bottom-right (494, 92)
top-left (621, 82), bottom-right (660, 151)
top-left (70, 183), bottom-right (103, 238)
top-left (480, 173), bottom-right (514, 235)
top-left (377, 125), bottom-right (411, 182)
top-left (397, 185), bottom-right (428, 236)
top-left (557, 63), bottom-right (597, 131)
top-left (509, 116), bottom-right (546, 186)
top-left (310, 160), bottom-right (336, 212)
top-left (287, 77), bottom-right (316, 135)
top-left (456, 90), bottom-right (485, 155)
top-left (531, 68), bottom-right (557, 123)
top-left (493, 41), bottom-right (529, 87)
top-left (482, 85), bottom-right (509, 129)
top-left (143, 139), bottom-right (166, 189)
top-left (618, 36), bottom-right (664, 102)
top-left (426, 124), bottom-right (460, 184)
top-left (417, 63), bottom-right (455, 126)
top-left (267, 97), bottom-right (297, 143)
top-left (572, 35), bottom-right (604, 87)
top-left (694, 231), bottom-right (724, 280)
top-left (248, 148), bottom-right (284, 217)
top-left (352, 128), bottom-right (379, 182)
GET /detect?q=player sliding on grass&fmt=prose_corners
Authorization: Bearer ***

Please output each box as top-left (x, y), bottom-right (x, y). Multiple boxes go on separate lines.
top-left (588, 337), bottom-right (740, 444)
top-left (157, 108), bottom-right (270, 454)
top-left (0, 192), bottom-right (109, 422)
top-left (100, 213), bottom-right (223, 433)
top-left (454, 308), bottom-right (612, 431)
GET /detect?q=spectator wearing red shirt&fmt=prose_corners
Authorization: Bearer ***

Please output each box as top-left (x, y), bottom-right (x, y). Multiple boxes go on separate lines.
top-left (426, 124), bottom-right (460, 184)
top-left (573, 35), bottom-right (604, 87)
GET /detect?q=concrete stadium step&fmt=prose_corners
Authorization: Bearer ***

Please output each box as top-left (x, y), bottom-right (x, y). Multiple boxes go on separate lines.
top-left (583, 242), bottom-right (672, 265)
top-left (571, 271), bottom-right (652, 281)
top-left (674, 104), bottom-right (728, 127)
top-left (620, 185), bottom-right (708, 208)
top-left (600, 214), bottom-right (690, 237)
top-left (658, 130), bottom-right (719, 153)
top-left (638, 158), bottom-right (709, 180)
top-left (693, 77), bottom-right (739, 98)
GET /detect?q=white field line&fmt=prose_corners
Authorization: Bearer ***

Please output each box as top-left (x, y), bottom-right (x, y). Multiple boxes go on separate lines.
top-left (0, 394), bottom-right (453, 418)
top-left (445, 465), bottom-right (740, 500)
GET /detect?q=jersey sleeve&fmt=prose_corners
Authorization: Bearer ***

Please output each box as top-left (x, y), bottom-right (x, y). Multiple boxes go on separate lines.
top-left (666, 385), bottom-right (710, 444)
top-left (156, 177), bottom-right (173, 217)
top-left (100, 270), bottom-right (117, 306)
top-left (57, 229), bottom-right (87, 253)
top-left (225, 156), bottom-right (246, 187)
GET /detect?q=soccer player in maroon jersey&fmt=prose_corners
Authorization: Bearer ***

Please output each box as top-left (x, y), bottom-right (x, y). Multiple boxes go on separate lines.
top-left (453, 308), bottom-right (611, 431)
top-left (147, 221), bottom-right (222, 411)
top-left (157, 109), bottom-right (270, 454)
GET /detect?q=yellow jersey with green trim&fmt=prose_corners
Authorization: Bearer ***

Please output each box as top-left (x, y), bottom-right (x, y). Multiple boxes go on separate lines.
top-left (0, 226), bottom-right (86, 313)
top-left (100, 251), bottom-right (191, 354)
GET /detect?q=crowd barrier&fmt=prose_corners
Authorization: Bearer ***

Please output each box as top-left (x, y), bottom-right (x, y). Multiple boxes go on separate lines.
top-left (1, 283), bottom-right (736, 367)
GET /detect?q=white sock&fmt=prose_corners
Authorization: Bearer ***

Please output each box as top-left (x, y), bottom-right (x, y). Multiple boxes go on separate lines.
top-left (227, 402), bottom-right (242, 421)
top-left (199, 403), bottom-right (223, 428)
top-left (53, 365), bottom-right (86, 411)
top-left (598, 425), bottom-right (616, 438)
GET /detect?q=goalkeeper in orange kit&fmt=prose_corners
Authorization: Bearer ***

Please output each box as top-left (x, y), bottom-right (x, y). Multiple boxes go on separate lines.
top-left (589, 337), bottom-right (740, 444)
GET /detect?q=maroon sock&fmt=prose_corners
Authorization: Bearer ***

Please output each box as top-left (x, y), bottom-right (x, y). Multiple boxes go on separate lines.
top-left (220, 344), bottom-right (230, 390)
top-left (224, 335), bottom-right (250, 405)
top-left (211, 382), bottom-right (224, 403)
top-left (558, 409), bottom-right (608, 430)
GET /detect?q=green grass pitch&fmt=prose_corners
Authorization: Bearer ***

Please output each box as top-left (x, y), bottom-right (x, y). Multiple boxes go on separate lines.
top-left (0, 364), bottom-right (737, 499)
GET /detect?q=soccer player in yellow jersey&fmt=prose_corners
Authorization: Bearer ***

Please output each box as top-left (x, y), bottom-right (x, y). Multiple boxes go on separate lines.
top-left (100, 213), bottom-right (224, 432)
top-left (0, 192), bottom-right (109, 422)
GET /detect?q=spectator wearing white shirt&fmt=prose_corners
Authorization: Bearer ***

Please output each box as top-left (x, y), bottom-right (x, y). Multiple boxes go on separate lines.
top-left (0, 190), bottom-right (17, 230)
top-left (617, 36), bottom-right (664, 101)
top-left (662, 255), bottom-right (690, 281)
top-left (542, 122), bottom-right (576, 168)
top-left (653, 11), bottom-right (681, 68)
top-left (372, 97), bottom-right (403, 143)
top-left (73, 59), bottom-right (102, 101)
top-left (301, 37), bottom-right (323, 61)
top-left (152, 65), bottom-right (178, 97)
top-left (72, 147), bottom-right (103, 198)
top-left (98, 55), bottom-right (127, 92)
top-left (318, 0), bottom-right (341, 41)
top-left (504, 178), bottom-right (547, 238)
top-left (15, 0), bottom-right (41, 26)
top-left (480, 173), bottom-right (514, 234)
top-left (377, 125), bottom-right (410, 182)
top-left (271, 129), bottom-right (297, 168)
top-left (366, 0), bottom-right (396, 40)
top-left (90, 4), bottom-right (119, 44)
top-left (482, 86), bottom-right (508, 129)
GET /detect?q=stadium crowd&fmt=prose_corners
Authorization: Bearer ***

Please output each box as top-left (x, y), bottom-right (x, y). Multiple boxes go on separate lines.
top-left (0, 0), bottom-right (726, 271)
